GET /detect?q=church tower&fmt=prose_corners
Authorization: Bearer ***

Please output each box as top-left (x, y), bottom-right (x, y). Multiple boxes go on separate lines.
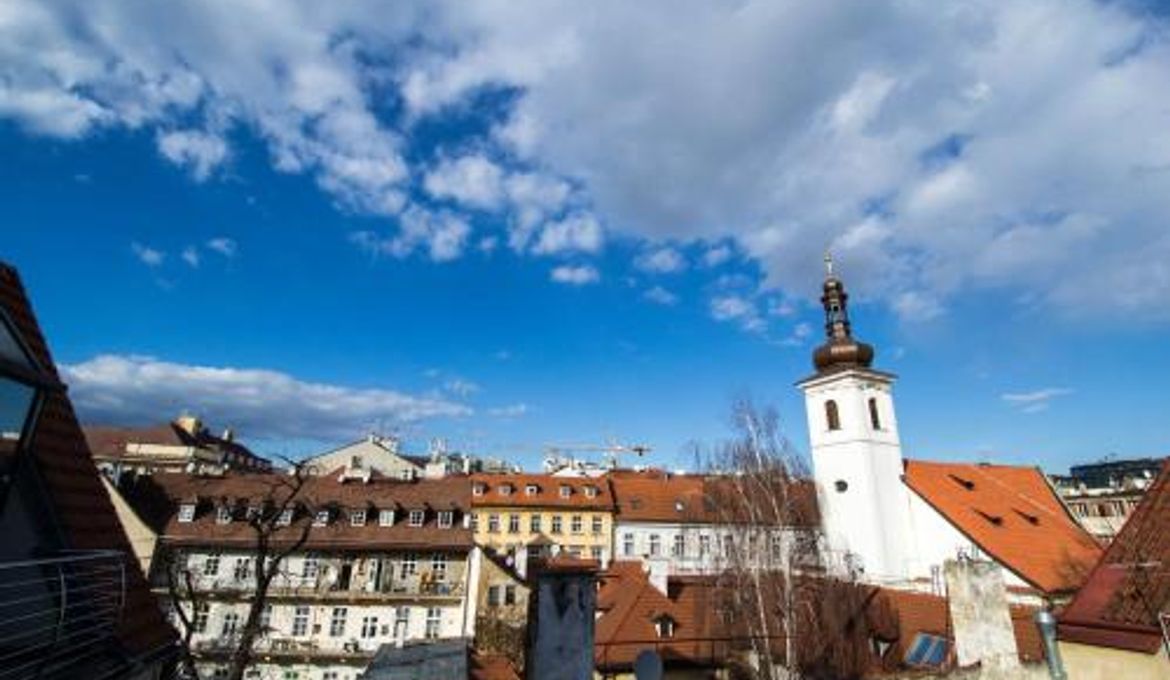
top-left (797, 256), bottom-right (912, 582)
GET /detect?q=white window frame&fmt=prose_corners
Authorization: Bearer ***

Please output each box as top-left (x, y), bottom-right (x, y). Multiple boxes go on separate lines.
top-left (623, 533), bottom-right (634, 556)
top-left (329, 607), bottom-right (347, 637)
top-left (591, 516), bottom-right (603, 535)
top-left (673, 534), bottom-right (686, 557)
top-left (431, 553), bottom-right (447, 582)
top-left (551, 515), bottom-right (563, 534)
top-left (178, 503), bottom-right (196, 523)
top-left (424, 607), bottom-right (441, 639)
top-left (350, 509), bottom-right (367, 527)
top-left (292, 606), bottom-right (309, 637)
top-left (276, 508), bottom-right (293, 526)
top-left (570, 515), bottom-right (583, 534)
top-left (584, 485), bottom-right (597, 498)
top-left (203, 553), bottom-right (221, 577)
top-left (499, 484), bottom-right (513, 496)
top-left (508, 514), bottom-right (520, 534)
top-left (361, 615), bottom-right (378, 639)
top-left (379, 509), bottom-right (395, 527)
top-left (649, 534), bottom-right (661, 556)
top-left (530, 514), bottom-right (542, 533)
top-left (437, 510), bottom-right (453, 529)
top-left (313, 509), bottom-right (330, 527)
top-left (559, 485), bottom-right (571, 498)
top-left (401, 553), bottom-right (418, 577)
top-left (525, 484), bottom-right (538, 496)
top-left (409, 510), bottom-right (425, 527)
top-left (472, 483), bottom-right (486, 496)
top-left (488, 514), bottom-right (500, 533)
top-left (215, 506), bottom-right (232, 524)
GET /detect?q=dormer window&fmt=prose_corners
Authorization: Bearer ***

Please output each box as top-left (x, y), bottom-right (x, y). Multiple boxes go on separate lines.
top-left (559, 485), bottom-right (571, 499)
top-left (473, 483), bottom-right (486, 496)
top-left (409, 510), bottom-right (425, 527)
top-left (438, 511), bottom-right (453, 529)
top-left (178, 503), bottom-right (196, 523)
top-left (583, 486), bottom-right (598, 499)
top-left (215, 506), bottom-right (233, 524)
top-left (654, 615), bottom-right (676, 639)
top-left (399, 468), bottom-right (414, 481)
top-left (499, 484), bottom-right (513, 496)
top-left (379, 509), bottom-right (395, 527)
top-left (525, 484), bottom-right (538, 496)
top-left (277, 508), bottom-right (294, 526)
top-left (350, 510), bottom-right (367, 527)
top-left (313, 509), bottom-right (330, 527)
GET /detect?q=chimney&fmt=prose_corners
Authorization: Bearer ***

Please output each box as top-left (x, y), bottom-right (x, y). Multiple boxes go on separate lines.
top-left (944, 560), bottom-right (1020, 672)
top-left (221, 428), bottom-right (234, 443)
top-left (645, 556), bottom-right (669, 595)
top-left (175, 414), bottom-right (202, 435)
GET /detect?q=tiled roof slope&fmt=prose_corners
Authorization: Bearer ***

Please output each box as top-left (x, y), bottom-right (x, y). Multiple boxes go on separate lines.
top-left (611, 473), bottom-right (707, 522)
top-left (127, 472), bottom-right (473, 551)
top-left (0, 263), bottom-right (176, 656)
top-left (1058, 458), bottom-right (1170, 653)
top-left (85, 422), bottom-right (267, 465)
top-left (612, 470), bottom-right (820, 527)
top-left (874, 588), bottom-right (1044, 670)
top-left (903, 460), bottom-right (1101, 594)
top-left (471, 473), bottom-right (615, 510)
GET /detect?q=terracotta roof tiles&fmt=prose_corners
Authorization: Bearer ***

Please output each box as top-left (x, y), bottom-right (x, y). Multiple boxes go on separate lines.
top-left (471, 473), bottom-right (614, 510)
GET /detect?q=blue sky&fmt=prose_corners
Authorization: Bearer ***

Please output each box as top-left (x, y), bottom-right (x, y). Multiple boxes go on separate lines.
top-left (2, 1), bottom-right (1169, 473)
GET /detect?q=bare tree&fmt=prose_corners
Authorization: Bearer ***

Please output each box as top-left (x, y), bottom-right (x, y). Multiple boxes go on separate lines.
top-left (703, 398), bottom-right (888, 679)
top-left (161, 461), bottom-right (318, 680)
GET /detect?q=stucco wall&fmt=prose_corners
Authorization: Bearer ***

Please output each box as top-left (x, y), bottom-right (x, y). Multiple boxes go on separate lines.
top-left (1059, 641), bottom-right (1169, 680)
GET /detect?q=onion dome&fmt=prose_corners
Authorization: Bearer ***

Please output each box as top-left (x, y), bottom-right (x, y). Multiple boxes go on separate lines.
top-left (812, 254), bottom-right (875, 373)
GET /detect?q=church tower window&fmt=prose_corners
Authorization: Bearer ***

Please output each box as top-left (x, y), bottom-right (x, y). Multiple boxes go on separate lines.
top-left (868, 397), bottom-right (881, 430)
top-left (825, 400), bottom-right (841, 431)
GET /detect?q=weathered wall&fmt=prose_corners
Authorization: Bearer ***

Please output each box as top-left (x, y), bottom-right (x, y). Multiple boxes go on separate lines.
top-left (1059, 641), bottom-right (1169, 679)
top-left (946, 560), bottom-right (1020, 672)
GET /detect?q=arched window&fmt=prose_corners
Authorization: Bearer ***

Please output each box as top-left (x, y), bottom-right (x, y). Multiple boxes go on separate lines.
top-left (825, 400), bottom-right (841, 431)
top-left (868, 397), bottom-right (881, 430)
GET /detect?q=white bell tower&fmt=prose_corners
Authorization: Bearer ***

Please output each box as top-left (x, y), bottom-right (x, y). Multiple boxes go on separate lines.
top-left (797, 255), bottom-right (913, 582)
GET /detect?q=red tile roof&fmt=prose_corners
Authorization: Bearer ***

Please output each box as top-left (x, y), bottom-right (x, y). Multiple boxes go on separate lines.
top-left (611, 474), bottom-right (708, 522)
top-left (84, 421), bottom-right (270, 469)
top-left (471, 473), bottom-right (615, 510)
top-left (125, 472), bottom-right (473, 551)
top-left (469, 653), bottom-right (521, 680)
top-left (0, 263), bottom-right (176, 657)
top-left (903, 460), bottom-right (1102, 594)
top-left (1058, 458), bottom-right (1170, 653)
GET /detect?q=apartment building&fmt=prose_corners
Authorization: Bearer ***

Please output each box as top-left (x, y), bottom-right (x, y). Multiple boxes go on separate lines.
top-left (86, 415), bottom-right (273, 476)
top-left (128, 471), bottom-right (478, 680)
top-left (470, 473), bottom-right (615, 566)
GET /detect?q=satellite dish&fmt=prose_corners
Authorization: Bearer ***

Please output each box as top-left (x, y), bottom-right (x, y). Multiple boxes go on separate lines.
top-left (633, 650), bottom-right (663, 680)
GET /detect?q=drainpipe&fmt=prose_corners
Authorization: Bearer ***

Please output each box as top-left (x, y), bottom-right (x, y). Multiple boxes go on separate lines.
top-left (1034, 609), bottom-right (1068, 680)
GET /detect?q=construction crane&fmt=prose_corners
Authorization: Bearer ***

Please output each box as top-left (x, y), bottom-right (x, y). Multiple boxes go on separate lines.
top-left (542, 442), bottom-right (651, 472)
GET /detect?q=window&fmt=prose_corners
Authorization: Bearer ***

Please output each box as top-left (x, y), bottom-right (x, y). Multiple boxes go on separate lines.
top-left (276, 508), bottom-right (293, 526)
top-left (212, 670), bottom-right (229, 680)
top-left (216, 505), bottom-right (232, 524)
top-left (292, 606), bottom-right (309, 636)
top-left (771, 533), bottom-right (784, 560)
top-left (473, 482), bottom-right (486, 496)
top-left (699, 535), bottom-right (711, 557)
top-left (551, 515), bottom-right (563, 534)
top-left (438, 510), bottom-right (453, 528)
top-left (330, 607), bottom-right (347, 637)
top-left (623, 533), bottom-right (634, 556)
top-left (570, 515), bottom-right (582, 534)
top-left (559, 485), bottom-right (571, 498)
top-left (431, 553), bottom-right (448, 582)
top-left (409, 510), bottom-right (425, 527)
top-left (488, 514), bottom-right (500, 533)
top-left (504, 585), bottom-right (516, 605)
top-left (401, 553), bottom-right (417, 577)
top-left (868, 397), bottom-right (881, 430)
top-left (322, 673), bottom-right (338, 680)
top-left (178, 503), bottom-right (196, 523)
top-left (302, 555), bottom-right (319, 579)
top-left (722, 535), bottom-right (734, 558)
top-left (350, 509), bottom-right (367, 526)
top-left (394, 607), bottom-right (410, 639)
top-left (379, 509), bottom-right (395, 526)
top-left (425, 607), bottom-right (441, 639)
top-left (313, 509), bottom-right (330, 526)
top-left (199, 553), bottom-right (221, 577)
top-left (233, 557), bottom-right (251, 580)
top-left (525, 484), bottom-right (538, 496)
top-left (282, 672), bottom-right (299, 680)
top-left (487, 585), bottom-right (500, 606)
top-left (825, 400), bottom-right (841, 431)
top-left (499, 483), bottom-right (513, 496)
top-left (592, 516), bottom-right (603, 535)
top-left (649, 534), bottom-right (661, 556)
top-left (584, 485), bottom-right (597, 498)
top-left (470, 513), bottom-right (479, 531)
top-left (591, 546), bottom-right (603, 561)
top-left (655, 615), bottom-right (675, 639)
top-left (399, 468), bottom-right (414, 481)
top-left (508, 514), bottom-right (520, 534)
top-left (672, 534), bottom-right (685, 557)
top-left (192, 602), bottom-right (209, 634)
top-left (530, 514), bottom-right (542, 533)
top-left (221, 611), bottom-right (240, 637)
top-left (904, 633), bottom-right (949, 667)
top-left (259, 604), bottom-right (272, 633)
top-left (361, 615), bottom-right (378, 638)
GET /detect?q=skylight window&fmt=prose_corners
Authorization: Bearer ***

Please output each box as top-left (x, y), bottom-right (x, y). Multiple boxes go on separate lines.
top-left (904, 633), bottom-right (949, 667)
top-left (178, 503), bottom-right (196, 523)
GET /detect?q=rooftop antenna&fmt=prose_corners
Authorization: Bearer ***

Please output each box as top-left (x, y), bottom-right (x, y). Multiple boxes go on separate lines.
top-left (824, 250), bottom-right (835, 278)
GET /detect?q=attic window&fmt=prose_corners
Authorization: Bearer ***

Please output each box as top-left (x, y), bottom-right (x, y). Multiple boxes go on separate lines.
top-left (215, 506), bottom-right (233, 524)
top-left (1013, 509), bottom-right (1040, 525)
top-left (178, 503), bottom-right (196, 523)
top-left (583, 486), bottom-right (598, 499)
top-left (525, 484), bottom-right (538, 496)
top-left (379, 509), bottom-right (395, 527)
top-left (276, 508), bottom-right (294, 526)
top-left (559, 485), bottom-right (571, 498)
top-left (654, 615), bottom-right (676, 639)
top-left (904, 632), bottom-right (949, 667)
top-left (409, 510), bottom-right (425, 527)
top-left (313, 509), bottom-right (331, 527)
top-left (948, 474), bottom-right (976, 491)
top-left (674, 501), bottom-right (685, 512)
top-left (438, 510), bottom-right (454, 529)
top-left (975, 509), bottom-right (1003, 526)
top-left (350, 510), bottom-right (367, 527)
top-left (500, 484), bottom-right (513, 496)
top-left (473, 483), bottom-right (486, 496)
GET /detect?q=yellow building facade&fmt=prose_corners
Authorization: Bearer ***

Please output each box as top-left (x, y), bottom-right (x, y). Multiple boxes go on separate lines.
top-left (470, 473), bottom-right (615, 564)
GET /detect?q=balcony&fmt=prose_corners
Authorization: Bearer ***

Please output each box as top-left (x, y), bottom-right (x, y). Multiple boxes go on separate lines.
top-left (0, 550), bottom-right (127, 680)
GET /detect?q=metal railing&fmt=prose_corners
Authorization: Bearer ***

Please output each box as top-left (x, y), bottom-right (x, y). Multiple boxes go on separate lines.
top-left (0, 550), bottom-right (127, 679)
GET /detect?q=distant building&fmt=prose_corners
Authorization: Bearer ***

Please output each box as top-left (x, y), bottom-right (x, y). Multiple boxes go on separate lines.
top-left (801, 260), bottom-right (1101, 603)
top-left (0, 261), bottom-right (176, 678)
top-left (303, 434), bottom-right (472, 481)
top-left (85, 415), bottom-right (272, 476)
top-left (1051, 457), bottom-right (1162, 543)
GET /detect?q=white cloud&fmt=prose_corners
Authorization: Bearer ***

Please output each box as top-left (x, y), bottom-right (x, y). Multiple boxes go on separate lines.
top-left (550, 264), bottom-right (600, 285)
top-left (61, 354), bottom-right (470, 441)
top-left (1001, 387), bottom-right (1074, 413)
top-left (157, 129), bottom-right (228, 181)
top-left (130, 242), bottom-right (164, 267)
top-left (635, 246), bottom-right (686, 274)
top-left (702, 245), bottom-right (732, 267)
top-left (643, 286), bottom-right (678, 306)
top-left (487, 403), bottom-right (528, 418)
top-left (443, 378), bottom-right (480, 397)
top-left (181, 246), bottom-right (200, 268)
top-left (206, 237), bottom-right (238, 258)
top-left (423, 154), bottom-right (504, 209)
top-left (530, 213), bottom-right (603, 255)
top-left (350, 207), bottom-right (471, 262)
top-left (709, 294), bottom-right (764, 333)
